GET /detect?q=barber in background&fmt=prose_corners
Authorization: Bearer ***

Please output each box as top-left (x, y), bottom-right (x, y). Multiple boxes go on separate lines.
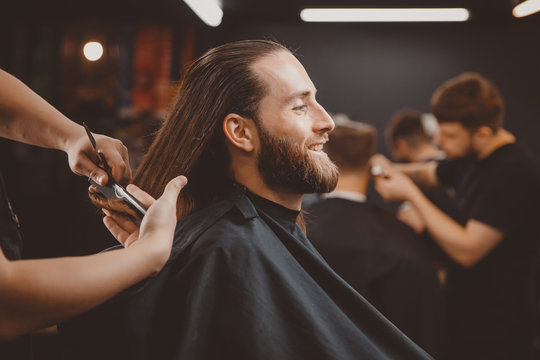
top-left (373, 72), bottom-right (540, 360)
top-left (0, 69), bottom-right (187, 359)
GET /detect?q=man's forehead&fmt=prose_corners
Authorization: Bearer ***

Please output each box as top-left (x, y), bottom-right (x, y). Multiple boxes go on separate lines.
top-left (440, 122), bottom-right (466, 133)
top-left (253, 51), bottom-right (315, 101)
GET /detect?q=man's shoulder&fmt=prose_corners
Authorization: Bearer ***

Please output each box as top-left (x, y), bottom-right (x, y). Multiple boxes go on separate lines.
top-left (170, 192), bottom-right (275, 259)
top-left (307, 197), bottom-right (389, 221)
top-left (499, 142), bottom-right (537, 167)
top-left (484, 143), bottom-right (539, 181)
top-left (306, 198), bottom-right (414, 242)
top-left (196, 209), bottom-right (268, 247)
top-left (438, 142), bottom-right (539, 182)
top-left (307, 196), bottom-right (370, 213)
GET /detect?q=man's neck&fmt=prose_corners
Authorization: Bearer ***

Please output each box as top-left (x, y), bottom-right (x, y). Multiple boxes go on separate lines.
top-left (477, 129), bottom-right (515, 160)
top-left (333, 169), bottom-right (369, 196)
top-left (235, 174), bottom-right (304, 210)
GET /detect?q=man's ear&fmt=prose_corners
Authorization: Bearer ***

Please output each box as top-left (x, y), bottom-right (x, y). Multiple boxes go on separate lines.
top-left (395, 139), bottom-right (410, 158)
top-left (475, 125), bottom-right (493, 139)
top-left (223, 113), bottom-right (257, 152)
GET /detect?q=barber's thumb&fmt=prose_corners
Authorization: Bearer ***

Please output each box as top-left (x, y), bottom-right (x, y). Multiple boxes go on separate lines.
top-left (90, 168), bottom-right (108, 186)
top-left (162, 176), bottom-right (188, 201)
top-left (77, 158), bottom-right (108, 185)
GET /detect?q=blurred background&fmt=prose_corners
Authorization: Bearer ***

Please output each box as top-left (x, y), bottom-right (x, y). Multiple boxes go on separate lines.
top-left (0, 0), bottom-right (539, 356)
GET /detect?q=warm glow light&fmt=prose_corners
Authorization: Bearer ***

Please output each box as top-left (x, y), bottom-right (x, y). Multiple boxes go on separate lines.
top-left (183, 0), bottom-right (223, 27)
top-left (83, 42), bottom-right (103, 61)
top-left (513, 0), bottom-right (540, 18)
top-left (300, 8), bottom-right (470, 22)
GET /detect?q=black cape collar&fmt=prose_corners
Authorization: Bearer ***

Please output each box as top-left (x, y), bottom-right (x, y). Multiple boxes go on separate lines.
top-left (242, 188), bottom-right (300, 231)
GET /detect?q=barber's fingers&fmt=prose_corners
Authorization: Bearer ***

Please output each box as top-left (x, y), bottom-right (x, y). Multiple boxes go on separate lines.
top-left (370, 153), bottom-right (392, 164)
top-left (146, 176), bottom-right (188, 218)
top-left (370, 154), bottom-right (393, 174)
top-left (139, 176), bottom-right (188, 234)
top-left (73, 155), bottom-right (109, 186)
top-left (104, 210), bottom-right (139, 234)
top-left (126, 184), bottom-right (156, 209)
top-left (123, 232), bottom-right (139, 248)
top-left (103, 216), bottom-right (138, 247)
top-left (67, 132), bottom-right (130, 185)
top-left (158, 176), bottom-right (188, 209)
top-left (103, 145), bottom-right (132, 185)
top-left (95, 135), bottom-right (132, 185)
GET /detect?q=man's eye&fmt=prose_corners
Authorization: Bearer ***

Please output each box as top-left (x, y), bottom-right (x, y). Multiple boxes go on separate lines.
top-left (293, 105), bottom-right (308, 112)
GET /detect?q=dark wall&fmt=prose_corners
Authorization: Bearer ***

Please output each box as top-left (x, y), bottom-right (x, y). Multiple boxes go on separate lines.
top-left (198, 16), bottom-right (540, 158)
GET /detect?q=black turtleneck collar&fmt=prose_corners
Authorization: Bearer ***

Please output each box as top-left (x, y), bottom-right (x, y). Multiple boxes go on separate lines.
top-left (240, 187), bottom-right (300, 233)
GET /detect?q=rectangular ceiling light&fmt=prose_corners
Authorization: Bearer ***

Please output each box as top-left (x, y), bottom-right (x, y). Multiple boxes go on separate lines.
top-left (300, 8), bottom-right (470, 22)
top-left (513, 0), bottom-right (540, 18)
top-left (183, 0), bottom-right (223, 27)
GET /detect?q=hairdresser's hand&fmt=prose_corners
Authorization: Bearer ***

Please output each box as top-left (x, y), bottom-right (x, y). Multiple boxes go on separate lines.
top-left (369, 154), bottom-right (393, 177)
top-left (103, 176), bottom-right (187, 254)
top-left (374, 169), bottom-right (419, 202)
top-left (397, 202), bottom-right (426, 234)
top-left (66, 130), bottom-right (131, 186)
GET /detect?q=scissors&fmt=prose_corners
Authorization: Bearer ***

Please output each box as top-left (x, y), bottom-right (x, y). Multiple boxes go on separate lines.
top-left (82, 122), bottom-right (147, 222)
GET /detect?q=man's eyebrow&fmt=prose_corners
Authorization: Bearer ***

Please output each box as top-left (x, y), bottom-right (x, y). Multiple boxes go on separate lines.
top-left (284, 89), bottom-right (318, 104)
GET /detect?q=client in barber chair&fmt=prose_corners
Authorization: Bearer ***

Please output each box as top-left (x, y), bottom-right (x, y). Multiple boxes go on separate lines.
top-left (61, 40), bottom-right (433, 360)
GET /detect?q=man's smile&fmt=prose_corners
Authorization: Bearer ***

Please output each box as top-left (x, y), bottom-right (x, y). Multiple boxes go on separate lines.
top-left (308, 143), bottom-right (324, 152)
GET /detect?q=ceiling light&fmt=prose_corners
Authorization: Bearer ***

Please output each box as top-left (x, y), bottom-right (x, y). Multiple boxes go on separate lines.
top-left (300, 8), bottom-right (470, 22)
top-left (512, 0), bottom-right (540, 18)
top-left (83, 42), bottom-right (103, 62)
top-left (183, 0), bottom-right (223, 27)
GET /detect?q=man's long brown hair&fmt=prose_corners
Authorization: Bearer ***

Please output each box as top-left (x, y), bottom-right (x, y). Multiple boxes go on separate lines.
top-left (132, 40), bottom-right (288, 218)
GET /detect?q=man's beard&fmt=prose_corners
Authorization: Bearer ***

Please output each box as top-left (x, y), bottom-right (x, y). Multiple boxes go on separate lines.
top-left (256, 125), bottom-right (339, 194)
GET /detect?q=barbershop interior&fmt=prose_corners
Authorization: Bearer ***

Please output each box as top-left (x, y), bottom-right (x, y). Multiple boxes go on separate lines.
top-left (1, 0), bottom-right (540, 359)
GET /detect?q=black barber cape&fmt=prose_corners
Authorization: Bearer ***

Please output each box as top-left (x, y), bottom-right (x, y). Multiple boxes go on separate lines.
top-left (61, 188), bottom-right (432, 360)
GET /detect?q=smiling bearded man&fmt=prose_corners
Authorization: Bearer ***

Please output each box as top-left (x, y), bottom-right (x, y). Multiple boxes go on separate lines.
top-left (61, 40), bottom-right (432, 360)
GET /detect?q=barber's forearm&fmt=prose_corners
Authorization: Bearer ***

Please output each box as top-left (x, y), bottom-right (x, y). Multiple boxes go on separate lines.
top-left (407, 187), bottom-right (474, 266)
top-left (394, 161), bottom-right (439, 188)
top-left (0, 70), bottom-right (82, 152)
top-left (0, 242), bottom-right (163, 341)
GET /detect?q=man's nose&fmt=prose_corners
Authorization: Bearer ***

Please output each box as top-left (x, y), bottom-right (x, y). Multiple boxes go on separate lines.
top-left (313, 103), bottom-right (335, 134)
